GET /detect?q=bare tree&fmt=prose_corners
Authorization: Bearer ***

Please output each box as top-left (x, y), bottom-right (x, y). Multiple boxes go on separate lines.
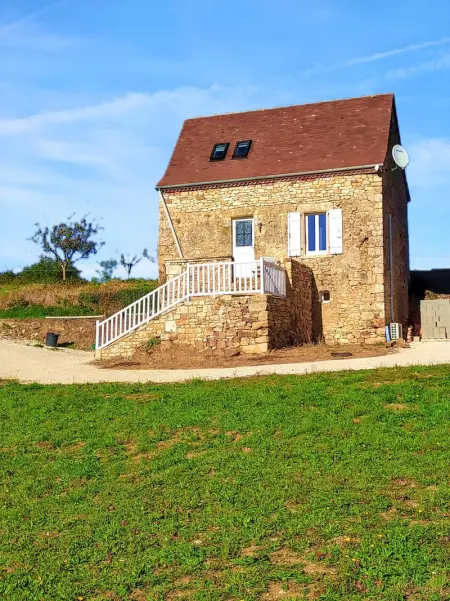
top-left (142, 248), bottom-right (155, 263)
top-left (30, 216), bottom-right (104, 281)
top-left (120, 254), bottom-right (142, 279)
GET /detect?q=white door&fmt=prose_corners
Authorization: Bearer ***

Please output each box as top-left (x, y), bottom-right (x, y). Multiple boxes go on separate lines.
top-left (233, 218), bottom-right (255, 278)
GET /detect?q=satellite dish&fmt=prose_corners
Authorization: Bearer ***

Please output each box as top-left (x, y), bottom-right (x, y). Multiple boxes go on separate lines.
top-left (392, 144), bottom-right (410, 170)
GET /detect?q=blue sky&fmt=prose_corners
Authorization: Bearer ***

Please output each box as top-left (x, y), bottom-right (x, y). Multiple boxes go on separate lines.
top-left (1, 0), bottom-right (449, 279)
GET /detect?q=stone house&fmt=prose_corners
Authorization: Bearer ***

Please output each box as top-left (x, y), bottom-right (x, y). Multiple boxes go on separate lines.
top-left (96, 93), bottom-right (410, 359)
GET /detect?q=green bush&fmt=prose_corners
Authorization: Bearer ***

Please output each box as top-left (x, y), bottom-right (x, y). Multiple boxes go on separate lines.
top-left (78, 291), bottom-right (101, 310)
top-left (110, 284), bottom-right (158, 307)
top-left (16, 257), bottom-right (83, 284)
top-left (146, 337), bottom-right (161, 352)
top-left (0, 270), bottom-right (16, 285)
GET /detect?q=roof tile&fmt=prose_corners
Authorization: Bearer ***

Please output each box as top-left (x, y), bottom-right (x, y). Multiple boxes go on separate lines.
top-left (157, 94), bottom-right (394, 188)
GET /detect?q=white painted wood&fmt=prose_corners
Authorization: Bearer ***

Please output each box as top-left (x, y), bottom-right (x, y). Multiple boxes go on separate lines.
top-left (288, 212), bottom-right (301, 256)
top-left (233, 218), bottom-right (255, 279)
top-left (328, 208), bottom-right (343, 255)
top-left (96, 260), bottom-right (287, 350)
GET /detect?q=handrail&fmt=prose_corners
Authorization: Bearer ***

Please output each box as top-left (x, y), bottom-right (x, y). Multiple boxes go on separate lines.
top-left (96, 271), bottom-right (188, 350)
top-left (96, 259), bottom-right (286, 350)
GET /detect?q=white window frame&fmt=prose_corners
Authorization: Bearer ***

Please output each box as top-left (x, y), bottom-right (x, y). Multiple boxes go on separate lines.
top-left (305, 213), bottom-right (328, 255)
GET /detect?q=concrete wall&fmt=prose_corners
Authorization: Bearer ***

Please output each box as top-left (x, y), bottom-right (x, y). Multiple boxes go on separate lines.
top-left (420, 299), bottom-right (450, 340)
top-left (158, 172), bottom-right (388, 344)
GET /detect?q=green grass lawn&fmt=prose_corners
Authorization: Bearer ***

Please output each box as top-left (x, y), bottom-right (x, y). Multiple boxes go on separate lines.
top-left (0, 303), bottom-right (97, 319)
top-left (1, 367), bottom-right (449, 601)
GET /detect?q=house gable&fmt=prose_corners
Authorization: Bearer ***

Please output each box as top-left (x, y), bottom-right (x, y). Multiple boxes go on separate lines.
top-left (157, 94), bottom-right (394, 189)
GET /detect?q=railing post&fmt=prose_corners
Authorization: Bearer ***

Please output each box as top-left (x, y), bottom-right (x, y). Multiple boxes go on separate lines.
top-left (186, 263), bottom-right (190, 303)
top-left (260, 257), bottom-right (265, 294)
top-left (95, 320), bottom-right (100, 350)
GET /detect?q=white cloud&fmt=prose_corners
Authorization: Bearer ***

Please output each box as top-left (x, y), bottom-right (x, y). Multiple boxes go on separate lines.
top-left (0, 1), bottom-right (64, 37)
top-left (0, 93), bottom-right (152, 135)
top-left (408, 138), bottom-right (450, 187)
top-left (386, 52), bottom-right (450, 79)
top-left (0, 84), bottom-right (261, 276)
top-left (33, 139), bottom-right (117, 170)
top-left (343, 37), bottom-right (450, 66)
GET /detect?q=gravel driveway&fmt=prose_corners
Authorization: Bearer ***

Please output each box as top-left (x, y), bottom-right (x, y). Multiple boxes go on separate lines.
top-left (1, 339), bottom-right (449, 384)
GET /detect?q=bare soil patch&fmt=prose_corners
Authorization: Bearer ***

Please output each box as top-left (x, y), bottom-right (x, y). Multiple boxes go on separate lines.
top-left (384, 403), bottom-right (414, 411)
top-left (270, 547), bottom-right (304, 566)
top-left (241, 544), bottom-right (263, 557)
top-left (392, 478), bottom-right (418, 488)
top-left (0, 318), bottom-right (96, 350)
top-left (100, 343), bottom-right (394, 371)
top-left (262, 582), bottom-right (312, 600)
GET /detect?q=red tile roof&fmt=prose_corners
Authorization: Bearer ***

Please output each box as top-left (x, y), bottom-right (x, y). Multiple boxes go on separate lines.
top-left (157, 94), bottom-right (395, 188)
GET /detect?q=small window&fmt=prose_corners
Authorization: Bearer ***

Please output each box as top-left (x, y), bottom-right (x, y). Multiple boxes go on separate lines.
top-left (306, 213), bottom-right (327, 254)
top-left (320, 290), bottom-right (330, 303)
top-left (235, 220), bottom-right (253, 247)
top-left (232, 139), bottom-right (252, 159)
top-left (210, 142), bottom-right (229, 161)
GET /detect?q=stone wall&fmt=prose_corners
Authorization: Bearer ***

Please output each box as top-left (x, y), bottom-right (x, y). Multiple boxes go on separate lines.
top-left (99, 262), bottom-right (313, 360)
top-left (158, 172), bottom-right (389, 343)
top-left (382, 120), bottom-right (410, 332)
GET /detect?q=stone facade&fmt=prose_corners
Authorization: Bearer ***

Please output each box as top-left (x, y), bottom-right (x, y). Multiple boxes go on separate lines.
top-left (158, 167), bottom-right (409, 344)
top-left (382, 119), bottom-right (410, 329)
top-left (98, 261), bottom-right (313, 360)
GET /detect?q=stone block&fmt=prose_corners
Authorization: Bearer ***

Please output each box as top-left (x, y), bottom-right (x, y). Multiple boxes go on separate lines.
top-left (241, 342), bottom-right (269, 354)
top-left (165, 320), bottom-right (177, 333)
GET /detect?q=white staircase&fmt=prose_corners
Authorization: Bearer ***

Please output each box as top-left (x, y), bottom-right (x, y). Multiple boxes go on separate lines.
top-left (96, 259), bottom-right (286, 350)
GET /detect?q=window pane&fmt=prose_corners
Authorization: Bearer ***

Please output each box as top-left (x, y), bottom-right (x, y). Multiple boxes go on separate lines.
top-left (211, 143), bottom-right (229, 160)
top-left (319, 213), bottom-right (327, 251)
top-left (236, 221), bottom-right (252, 247)
top-left (307, 215), bottom-right (316, 252)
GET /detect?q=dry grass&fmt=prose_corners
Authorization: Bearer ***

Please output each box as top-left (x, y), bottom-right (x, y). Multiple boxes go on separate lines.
top-left (0, 279), bottom-right (158, 316)
top-left (0, 282), bottom-right (88, 308)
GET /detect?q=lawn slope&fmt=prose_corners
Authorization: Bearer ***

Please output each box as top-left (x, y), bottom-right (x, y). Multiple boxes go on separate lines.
top-left (1, 366), bottom-right (449, 600)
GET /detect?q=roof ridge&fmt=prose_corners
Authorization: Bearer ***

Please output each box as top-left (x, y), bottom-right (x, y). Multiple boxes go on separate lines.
top-left (184, 92), bottom-right (394, 122)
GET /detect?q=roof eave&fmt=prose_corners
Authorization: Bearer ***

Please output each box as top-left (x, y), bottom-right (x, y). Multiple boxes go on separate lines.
top-left (156, 163), bottom-right (381, 191)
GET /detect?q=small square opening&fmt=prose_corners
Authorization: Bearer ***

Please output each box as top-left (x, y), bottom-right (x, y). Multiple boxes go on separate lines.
top-left (320, 290), bottom-right (330, 303)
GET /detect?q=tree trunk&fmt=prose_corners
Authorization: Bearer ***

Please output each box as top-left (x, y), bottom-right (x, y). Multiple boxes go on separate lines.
top-left (61, 263), bottom-right (67, 281)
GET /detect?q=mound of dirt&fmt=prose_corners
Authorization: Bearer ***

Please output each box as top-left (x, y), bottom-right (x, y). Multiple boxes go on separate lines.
top-left (0, 318), bottom-right (96, 350)
top-left (101, 342), bottom-right (394, 370)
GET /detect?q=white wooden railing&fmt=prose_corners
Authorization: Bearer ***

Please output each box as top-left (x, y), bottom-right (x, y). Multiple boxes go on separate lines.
top-left (96, 258), bottom-right (286, 350)
top-left (96, 271), bottom-right (188, 350)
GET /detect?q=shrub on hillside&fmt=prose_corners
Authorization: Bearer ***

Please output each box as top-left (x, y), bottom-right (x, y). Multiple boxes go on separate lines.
top-left (0, 270), bottom-right (16, 285)
top-left (0, 277), bottom-right (159, 318)
top-left (16, 257), bottom-right (83, 284)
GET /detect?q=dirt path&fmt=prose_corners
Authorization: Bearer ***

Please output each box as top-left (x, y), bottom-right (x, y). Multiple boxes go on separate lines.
top-left (1, 339), bottom-right (449, 384)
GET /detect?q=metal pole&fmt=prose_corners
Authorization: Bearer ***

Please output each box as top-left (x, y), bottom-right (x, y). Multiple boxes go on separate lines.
top-left (158, 190), bottom-right (183, 259)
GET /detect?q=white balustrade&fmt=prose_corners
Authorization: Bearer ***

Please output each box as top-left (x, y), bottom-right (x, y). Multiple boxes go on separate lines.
top-left (96, 259), bottom-right (286, 349)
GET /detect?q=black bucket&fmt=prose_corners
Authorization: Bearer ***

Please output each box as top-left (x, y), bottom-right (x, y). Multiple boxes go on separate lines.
top-left (46, 332), bottom-right (59, 347)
